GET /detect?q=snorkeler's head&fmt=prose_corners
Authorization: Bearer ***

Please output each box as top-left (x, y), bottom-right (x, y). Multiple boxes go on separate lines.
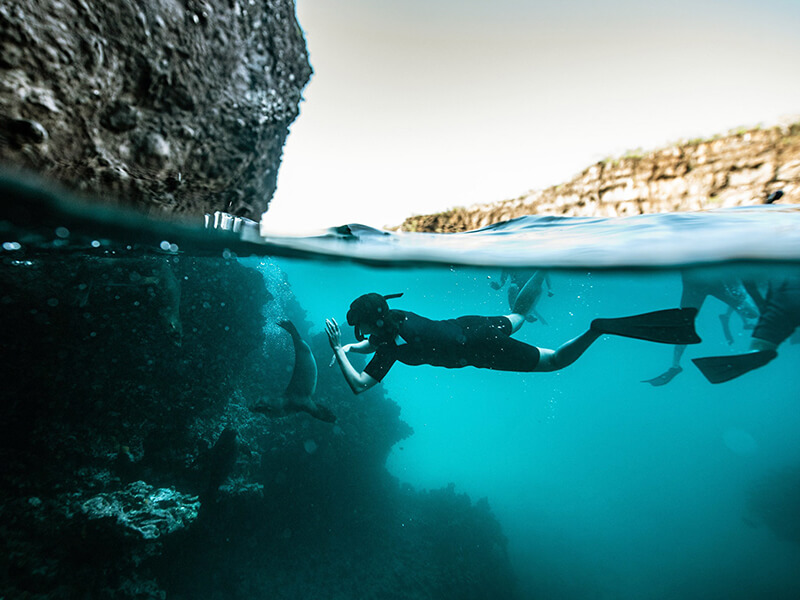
top-left (346, 292), bottom-right (403, 341)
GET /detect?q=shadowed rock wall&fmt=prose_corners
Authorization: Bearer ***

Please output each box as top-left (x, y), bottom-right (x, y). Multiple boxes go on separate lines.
top-left (0, 238), bottom-right (516, 599)
top-left (401, 124), bottom-right (800, 233)
top-left (0, 0), bottom-right (311, 220)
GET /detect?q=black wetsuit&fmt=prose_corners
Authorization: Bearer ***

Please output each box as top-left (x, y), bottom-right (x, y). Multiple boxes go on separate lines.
top-left (363, 310), bottom-right (541, 382)
top-left (752, 276), bottom-right (800, 345)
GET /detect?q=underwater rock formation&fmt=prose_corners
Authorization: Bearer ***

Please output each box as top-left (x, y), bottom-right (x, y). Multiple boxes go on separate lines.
top-left (401, 124), bottom-right (800, 232)
top-left (0, 0), bottom-right (311, 220)
top-left (0, 236), bottom-right (516, 598)
top-left (75, 481), bottom-right (201, 540)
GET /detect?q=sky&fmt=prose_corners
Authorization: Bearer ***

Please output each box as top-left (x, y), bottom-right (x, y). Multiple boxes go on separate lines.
top-left (263, 0), bottom-right (800, 233)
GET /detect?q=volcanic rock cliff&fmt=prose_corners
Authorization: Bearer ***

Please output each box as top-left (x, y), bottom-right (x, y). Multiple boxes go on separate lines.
top-left (0, 0), bottom-right (311, 221)
top-left (401, 124), bottom-right (800, 233)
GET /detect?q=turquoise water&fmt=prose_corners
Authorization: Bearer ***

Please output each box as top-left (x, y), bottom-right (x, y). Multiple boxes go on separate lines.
top-left (3, 175), bottom-right (800, 599)
top-left (273, 259), bottom-right (800, 599)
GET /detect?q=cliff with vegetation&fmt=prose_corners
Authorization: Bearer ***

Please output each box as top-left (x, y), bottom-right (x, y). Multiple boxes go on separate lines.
top-left (401, 124), bottom-right (800, 233)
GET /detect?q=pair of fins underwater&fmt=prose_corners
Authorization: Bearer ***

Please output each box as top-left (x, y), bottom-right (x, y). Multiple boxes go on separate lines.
top-left (565, 306), bottom-right (775, 384)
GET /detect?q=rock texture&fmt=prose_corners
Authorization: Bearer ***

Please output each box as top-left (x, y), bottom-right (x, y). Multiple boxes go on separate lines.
top-left (0, 0), bottom-right (311, 220)
top-left (401, 124), bottom-right (800, 233)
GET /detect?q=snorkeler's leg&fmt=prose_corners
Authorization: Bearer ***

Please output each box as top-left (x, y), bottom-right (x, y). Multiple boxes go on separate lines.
top-left (533, 329), bottom-right (603, 372)
top-left (719, 307), bottom-right (735, 345)
top-left (507, 284), bottom-right (520, 312)
top-left (712, 282), bottom-right (759, 336)
top-left (642, 344), bottom-right (686, 386)
top-left (511, 272), bottom-right (545, 317)
top-left (639, 278), bottom-right (706, 385)
top-left (505, 313), bottom-right (525, 333)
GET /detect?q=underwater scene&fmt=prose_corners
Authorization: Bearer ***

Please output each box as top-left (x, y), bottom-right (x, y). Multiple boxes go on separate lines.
top-left (2, 177), bottom-right (800, 600)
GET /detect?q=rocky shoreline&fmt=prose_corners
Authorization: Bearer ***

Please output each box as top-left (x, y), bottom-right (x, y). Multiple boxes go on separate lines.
top-left (401, 124), bottom-right (800, 233)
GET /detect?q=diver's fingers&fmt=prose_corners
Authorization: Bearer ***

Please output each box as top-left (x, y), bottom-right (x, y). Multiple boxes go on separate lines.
top-left (328, 354), bottom-right (336, 368)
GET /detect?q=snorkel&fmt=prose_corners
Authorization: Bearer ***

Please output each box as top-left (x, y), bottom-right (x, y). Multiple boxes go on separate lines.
top-left (346, 293), bottom-right (404, 342)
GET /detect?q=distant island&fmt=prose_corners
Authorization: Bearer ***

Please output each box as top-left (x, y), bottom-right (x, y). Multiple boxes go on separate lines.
top-left (400, 123), bottom-right (800, 233)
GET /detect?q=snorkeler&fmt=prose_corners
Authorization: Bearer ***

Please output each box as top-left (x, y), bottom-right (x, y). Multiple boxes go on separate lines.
top-left (693, 275), bottom-right (800, 383)
top-left (490, 269), bottom-right (553, 323)
top-left (642, 269), bottom-right (759, 386)
top-left (325, 276), bottom-right (701, 394)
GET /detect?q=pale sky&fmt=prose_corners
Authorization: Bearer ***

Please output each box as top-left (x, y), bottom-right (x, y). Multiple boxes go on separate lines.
top-left (263, 0), bottom-right (800, 233)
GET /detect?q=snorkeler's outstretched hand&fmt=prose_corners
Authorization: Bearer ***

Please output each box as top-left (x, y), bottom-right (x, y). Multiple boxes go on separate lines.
top-left (325, 318), bottom-right (341, 351)
top-left (326, 318), bottom-right (342, 366)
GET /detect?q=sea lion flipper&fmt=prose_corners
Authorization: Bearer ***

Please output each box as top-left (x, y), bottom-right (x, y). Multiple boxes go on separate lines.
top-left (290, 398), bottom-right (337, 423)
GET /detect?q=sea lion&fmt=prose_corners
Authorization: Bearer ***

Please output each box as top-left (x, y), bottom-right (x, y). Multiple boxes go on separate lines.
top-left (252, 320), bottom-right (336, 423)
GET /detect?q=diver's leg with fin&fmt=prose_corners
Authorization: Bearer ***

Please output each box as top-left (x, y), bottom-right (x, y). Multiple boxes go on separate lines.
top-left (642, 343), bottom-right (686, 386)
top-left (642, 285), bottom-right (707, 385)
top-left (534, 329), bottom-right (602, 372)
top-left (536, 308), bottom-right (701, 373)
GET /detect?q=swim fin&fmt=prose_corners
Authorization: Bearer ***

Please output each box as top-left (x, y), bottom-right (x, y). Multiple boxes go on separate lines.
top-left (692, 350), bottom-right (777, 384)
top-left (592, 308), bottom-right (701, 345)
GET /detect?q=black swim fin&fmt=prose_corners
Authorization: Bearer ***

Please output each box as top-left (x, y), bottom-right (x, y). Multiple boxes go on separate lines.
top-left (592, 308), bottom-right (701, 345)
top-left (692, 350), bottom-right (777, 384)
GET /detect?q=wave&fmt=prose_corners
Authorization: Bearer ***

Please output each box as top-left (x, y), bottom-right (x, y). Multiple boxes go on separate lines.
top-left (3, 171), bottom-right (800, 269)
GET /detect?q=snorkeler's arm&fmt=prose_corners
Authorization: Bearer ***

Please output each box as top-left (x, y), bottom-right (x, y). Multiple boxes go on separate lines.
top-left (345, 339), bottom-right (376, 354)
top-left (333, 347), bottom-right (379, 394)
top-left (325, 318), bottom-right (379, 394)
top-left (327, 334), bottom-right (376, 367)
top-left (742, 279), bottom-right (767, 314)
